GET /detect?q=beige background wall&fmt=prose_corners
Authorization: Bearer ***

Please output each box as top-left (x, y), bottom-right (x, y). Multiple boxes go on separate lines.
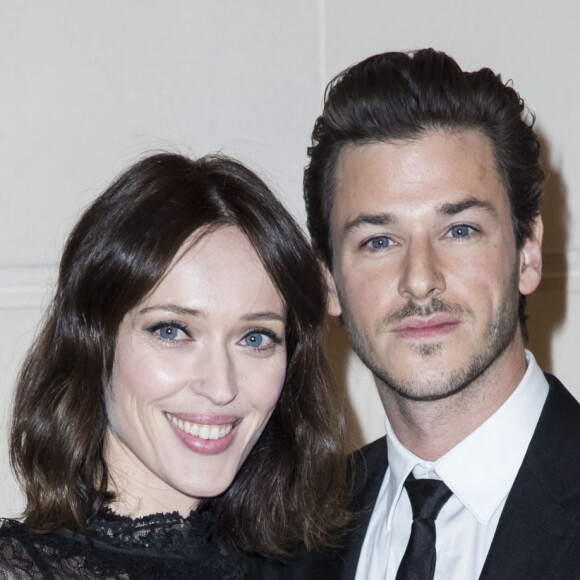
top-left (0, 0), bottom-right (577, 516)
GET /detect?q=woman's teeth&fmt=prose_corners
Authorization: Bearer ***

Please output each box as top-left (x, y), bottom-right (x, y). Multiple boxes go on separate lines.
top-left (166, 413), bottom-right (233, 440)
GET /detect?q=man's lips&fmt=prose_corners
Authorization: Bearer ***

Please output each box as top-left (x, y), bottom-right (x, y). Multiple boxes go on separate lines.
top-left (391, 314), bottom-right (461, 339)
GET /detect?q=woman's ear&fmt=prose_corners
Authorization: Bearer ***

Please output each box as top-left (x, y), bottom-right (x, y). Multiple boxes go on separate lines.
top-left (519, 215), bottom-right (543, 296)
top-left (322, 263), bottom-right (342, 317)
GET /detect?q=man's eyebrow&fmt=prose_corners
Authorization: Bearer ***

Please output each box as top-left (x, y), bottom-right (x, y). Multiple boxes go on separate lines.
top-left (342, 198), bottom-right (495, 235)
top-left (343, 213), bottom-right (397, 235)
top-left (437, 198), bottom-right (497, 217)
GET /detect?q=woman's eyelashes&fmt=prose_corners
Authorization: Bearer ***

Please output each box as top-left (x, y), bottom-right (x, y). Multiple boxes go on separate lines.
top-left (239, 328), bottom-right (283, 353)
top-left (145, 321), bottom-right (283, 352)
top-left (147, 321), bottom-right (191, 343)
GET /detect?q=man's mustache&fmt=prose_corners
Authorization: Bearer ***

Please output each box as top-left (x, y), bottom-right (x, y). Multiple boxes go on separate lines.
top-left (381, 298), bottom-right (468, 328)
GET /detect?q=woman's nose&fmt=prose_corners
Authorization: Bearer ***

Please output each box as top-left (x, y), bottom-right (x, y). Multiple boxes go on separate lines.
top-left (188, 346), bottom-right (238, 406)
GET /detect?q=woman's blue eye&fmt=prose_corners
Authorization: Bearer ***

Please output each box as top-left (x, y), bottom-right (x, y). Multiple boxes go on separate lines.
top-left (159, 325), bottom-right (180, 340)
top-left (448, 225), bottom-right (474, 239)
top-left (243, 333), bottom-right (264, 347)
top-left (148, 323), bottom-right (188, 341)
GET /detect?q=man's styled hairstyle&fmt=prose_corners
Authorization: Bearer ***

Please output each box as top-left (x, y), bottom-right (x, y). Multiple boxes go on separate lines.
top-left (304, 48), bottom-right (544, 337)
top-left (11, 153), bottom-right (349, 557)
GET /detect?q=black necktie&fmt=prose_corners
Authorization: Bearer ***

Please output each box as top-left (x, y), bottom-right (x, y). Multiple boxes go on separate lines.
top-left (395, 474), bottom-right (452, 580)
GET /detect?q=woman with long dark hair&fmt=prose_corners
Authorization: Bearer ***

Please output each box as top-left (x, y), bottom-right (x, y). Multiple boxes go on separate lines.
top-left (0, 153), bottom-right (349, 578)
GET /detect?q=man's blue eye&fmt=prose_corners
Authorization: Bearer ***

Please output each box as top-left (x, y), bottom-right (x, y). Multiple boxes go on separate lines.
top-left (244, 333), bottom-right (264, 347)
top-left (448, 225), bottom-right (474, 239)
top-left (367, 236), bottom-right (391, 249)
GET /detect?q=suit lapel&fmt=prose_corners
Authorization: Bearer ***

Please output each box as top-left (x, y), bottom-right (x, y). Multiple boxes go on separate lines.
top-left (479, 375), bottom-right (580, 579)
top-left (479, 463), bottom-right (579, 579)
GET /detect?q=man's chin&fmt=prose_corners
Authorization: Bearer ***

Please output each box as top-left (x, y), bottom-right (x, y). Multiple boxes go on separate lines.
top-left (376, 365), bottom-right (476, 403)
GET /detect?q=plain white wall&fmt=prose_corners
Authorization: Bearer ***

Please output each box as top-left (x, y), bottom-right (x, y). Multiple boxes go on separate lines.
top-left (0, 0), bottom-right (577, 516)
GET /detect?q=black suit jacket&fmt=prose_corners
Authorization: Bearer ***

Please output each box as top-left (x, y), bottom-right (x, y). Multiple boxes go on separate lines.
top-left (258, 374), bottom-right (580, 579)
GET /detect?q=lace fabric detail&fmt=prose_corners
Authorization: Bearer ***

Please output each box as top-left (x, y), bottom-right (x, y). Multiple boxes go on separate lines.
top-left (0, 535), bottom-right (45, 579)
top-left (84, 508), bottom-right (214, 558)
top-left (0, 511), bottom-right (247, 579)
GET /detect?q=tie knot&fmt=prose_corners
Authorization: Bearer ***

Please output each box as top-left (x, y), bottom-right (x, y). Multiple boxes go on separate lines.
top-left (404, 475), bottom-right (452, 521)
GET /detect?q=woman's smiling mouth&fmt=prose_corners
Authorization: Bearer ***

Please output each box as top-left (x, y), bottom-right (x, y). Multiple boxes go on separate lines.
top-left (165, 412), bottom-right (237, 440)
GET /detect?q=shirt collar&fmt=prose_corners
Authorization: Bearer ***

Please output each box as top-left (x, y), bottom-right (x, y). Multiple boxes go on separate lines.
top-left (384, 350), bottom-right (548, 526)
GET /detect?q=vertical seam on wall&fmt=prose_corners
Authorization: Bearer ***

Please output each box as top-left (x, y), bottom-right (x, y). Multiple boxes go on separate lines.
top-left (318, 0), bottom-right (327, 98)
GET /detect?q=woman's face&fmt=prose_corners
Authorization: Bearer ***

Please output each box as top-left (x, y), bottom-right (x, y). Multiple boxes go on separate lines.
top-left (104, 226), bottom-right (287, 516)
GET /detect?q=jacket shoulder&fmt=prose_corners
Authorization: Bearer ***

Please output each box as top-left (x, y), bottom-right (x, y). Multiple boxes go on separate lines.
top-left (349, 437), bottom-right (388, 503)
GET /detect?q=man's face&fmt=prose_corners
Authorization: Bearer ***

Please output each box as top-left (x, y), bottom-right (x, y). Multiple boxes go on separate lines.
top-left (328, 130), bottom-right (542, 403)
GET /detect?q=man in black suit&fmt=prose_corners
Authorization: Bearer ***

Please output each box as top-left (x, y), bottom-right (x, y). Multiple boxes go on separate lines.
top-left (297, 49), bottom-right (580, 579)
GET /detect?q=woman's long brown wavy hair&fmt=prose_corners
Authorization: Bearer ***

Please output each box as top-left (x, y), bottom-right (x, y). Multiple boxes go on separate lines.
top-left (10, 153), bottom-right (349, 557)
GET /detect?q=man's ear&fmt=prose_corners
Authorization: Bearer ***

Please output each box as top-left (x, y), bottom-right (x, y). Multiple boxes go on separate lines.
top-left (322, 262), bottom-right (342, 317)
top-left (519, 215), bottom-right (543, 296)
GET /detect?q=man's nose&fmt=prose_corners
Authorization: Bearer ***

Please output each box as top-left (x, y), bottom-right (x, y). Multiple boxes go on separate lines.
top-left (397, 237), bottom-right (445, 301)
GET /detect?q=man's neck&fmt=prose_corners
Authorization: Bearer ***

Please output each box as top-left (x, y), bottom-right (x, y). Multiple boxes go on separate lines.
top-left (379, 347), bottom-right (528, 462)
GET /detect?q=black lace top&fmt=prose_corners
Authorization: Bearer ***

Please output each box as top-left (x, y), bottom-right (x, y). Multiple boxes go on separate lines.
top-left (0, 510), bottom-right (248, 579)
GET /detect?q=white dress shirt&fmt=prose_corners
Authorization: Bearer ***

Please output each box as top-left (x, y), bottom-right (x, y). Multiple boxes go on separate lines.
top-left (355, 351), bottom-right (549, 580)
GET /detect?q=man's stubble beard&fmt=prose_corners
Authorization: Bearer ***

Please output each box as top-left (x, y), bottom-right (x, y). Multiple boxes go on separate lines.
top-left (338, 262), bottom-right (521, 403)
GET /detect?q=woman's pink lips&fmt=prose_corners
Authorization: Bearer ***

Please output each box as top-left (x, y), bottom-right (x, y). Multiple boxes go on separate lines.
top-left (166, 413), bottom-right (241, 456)
top-left (392, 315), bottom-right (461, 339)
top-left (167, 412), bottom-right (240, 425)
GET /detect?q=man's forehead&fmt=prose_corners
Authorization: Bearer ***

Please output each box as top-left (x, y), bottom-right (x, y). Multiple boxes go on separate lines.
top-left (335, 128), bottom-right (497, 176)
top-left (331, 130), bottom-right (506, 223)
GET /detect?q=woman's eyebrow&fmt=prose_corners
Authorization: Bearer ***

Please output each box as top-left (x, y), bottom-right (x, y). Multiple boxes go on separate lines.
top-left (241, 312), bottom-right (286, 322)
top-left (138, 305), bottom-right (285, 322)
top-left (138, 304), bottom-right (205, 318)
